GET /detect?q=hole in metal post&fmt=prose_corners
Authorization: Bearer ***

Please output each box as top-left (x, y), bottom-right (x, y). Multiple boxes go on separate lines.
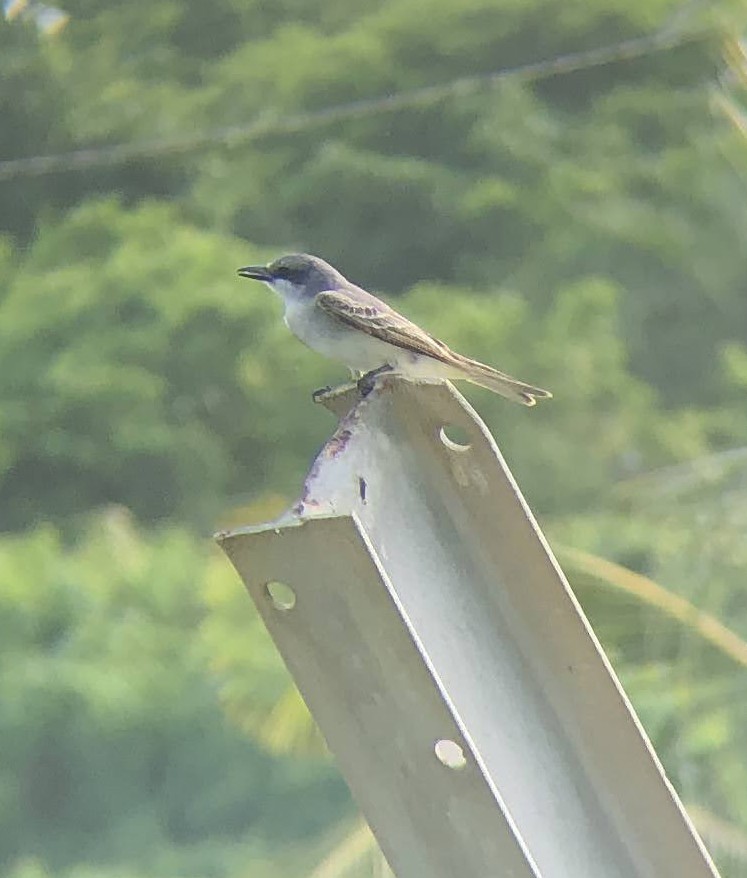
top-left (265, 580), bottom-right (296, 611)
top-left (434, 738), bottom-right (467, 769)
top-left (358, 476), bottom-right (367, 504)
top-left (439, 425), bottom-right (471, 452)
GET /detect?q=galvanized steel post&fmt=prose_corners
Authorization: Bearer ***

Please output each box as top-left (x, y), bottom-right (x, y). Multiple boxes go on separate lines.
top-left (217, 379), bottom-right (720, 878)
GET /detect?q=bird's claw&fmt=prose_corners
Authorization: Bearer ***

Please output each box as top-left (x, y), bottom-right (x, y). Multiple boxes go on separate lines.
top-left (356, 365), bottom-right (393, 397)
top-left (312, 385), bottom-right (333, 402)
top-left (356, 375), bottom-right (376, 397)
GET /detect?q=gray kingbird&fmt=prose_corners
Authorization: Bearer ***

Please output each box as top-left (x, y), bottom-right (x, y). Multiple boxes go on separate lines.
top-left (237, 253), bottom-right (551, 405)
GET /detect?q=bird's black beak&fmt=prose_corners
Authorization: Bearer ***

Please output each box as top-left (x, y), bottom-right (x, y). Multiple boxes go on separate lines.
top-left (237, 265), bottom-right (273, 282)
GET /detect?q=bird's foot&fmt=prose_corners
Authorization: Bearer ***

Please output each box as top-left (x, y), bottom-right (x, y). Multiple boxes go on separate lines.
top-left (356, 364), bottom-right (394, 397)
top-left (312, 385), bottom-right (333, 402)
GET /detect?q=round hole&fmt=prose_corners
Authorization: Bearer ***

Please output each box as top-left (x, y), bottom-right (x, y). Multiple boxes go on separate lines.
top-left (434, 738), bottom-right (467, 769)
top-left (265, 580), bottom-right (296, 611)
top-left (439, 425), bottom-right (471, 452)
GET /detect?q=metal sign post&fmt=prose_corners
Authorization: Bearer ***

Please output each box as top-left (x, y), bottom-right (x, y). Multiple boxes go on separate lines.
top-left (217, 379), bottom-right (720, 878)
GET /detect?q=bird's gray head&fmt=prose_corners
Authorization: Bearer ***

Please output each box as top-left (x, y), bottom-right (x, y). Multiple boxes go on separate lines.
top-left (237, 253), bottom-right (346, 299)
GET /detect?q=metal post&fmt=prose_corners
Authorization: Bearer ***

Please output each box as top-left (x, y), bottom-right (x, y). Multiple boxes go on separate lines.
top-left (217, 379), bottom-right (720, 878)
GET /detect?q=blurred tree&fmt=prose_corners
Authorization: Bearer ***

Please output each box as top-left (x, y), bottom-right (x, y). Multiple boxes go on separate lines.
top-left (3, 0), bottom-right (746, 407)
top-left (0, 198), bottom-right (337, 531)
top-left (552, 451), bottom-right (747, 858)
top-left (185, 0), bottom-right (747, 408)
top-left (0, 20), bottom-right (74, 241)
top-left (1, 199), bottom-right (719, 530)
top-left (0, 510), bottom-right (351, 876)
top-left (3, 0), bottom-right (747, 875)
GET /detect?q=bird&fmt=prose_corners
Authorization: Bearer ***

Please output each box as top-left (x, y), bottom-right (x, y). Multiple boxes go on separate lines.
top-left (237, 253), bottom-right (552, 405)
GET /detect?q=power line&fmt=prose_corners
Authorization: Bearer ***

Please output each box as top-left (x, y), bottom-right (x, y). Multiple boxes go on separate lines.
top-left (0, 22), bottom-right (710, 182)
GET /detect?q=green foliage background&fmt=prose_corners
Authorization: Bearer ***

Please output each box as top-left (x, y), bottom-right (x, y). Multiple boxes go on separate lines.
top-left (3, 0), bottom-right (747, 874)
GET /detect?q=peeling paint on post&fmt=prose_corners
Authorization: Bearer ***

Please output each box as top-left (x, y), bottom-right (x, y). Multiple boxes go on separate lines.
top-left (217, 378), bottom-right (720, 878)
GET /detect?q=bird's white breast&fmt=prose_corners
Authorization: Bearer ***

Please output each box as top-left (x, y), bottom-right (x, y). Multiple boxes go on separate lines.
top-left (276, 282), bottom-right (457, 378)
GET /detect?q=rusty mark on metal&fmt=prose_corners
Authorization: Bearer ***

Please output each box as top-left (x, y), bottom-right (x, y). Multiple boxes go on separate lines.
top-left (326, 427), bottom-right (353, 458)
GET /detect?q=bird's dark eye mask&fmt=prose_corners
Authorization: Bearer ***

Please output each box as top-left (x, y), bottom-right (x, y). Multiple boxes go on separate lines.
top-left (271, 264), bottom-right (303, 283)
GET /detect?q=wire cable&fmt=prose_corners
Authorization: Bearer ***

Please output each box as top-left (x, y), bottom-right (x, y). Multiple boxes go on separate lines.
top-left (0, 21), bottom-right (711, 181)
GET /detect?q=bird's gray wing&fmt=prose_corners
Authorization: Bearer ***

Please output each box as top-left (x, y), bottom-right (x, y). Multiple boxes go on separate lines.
top-left (315, 290), bottom-right (457, 364)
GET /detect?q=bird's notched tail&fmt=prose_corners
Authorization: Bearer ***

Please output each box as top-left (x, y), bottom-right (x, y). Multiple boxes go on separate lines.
top-left (454, 355), bottom-right (553, 407)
